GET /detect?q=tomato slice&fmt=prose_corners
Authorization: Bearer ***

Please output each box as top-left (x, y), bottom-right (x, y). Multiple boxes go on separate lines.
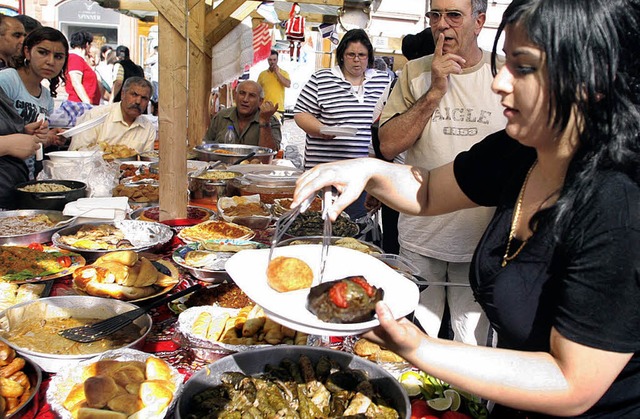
top-left (350, 276), bottom-right (375, 297)
top-left (28, 243), bottom-right (44, 251)
top-left (329, 282), bottom-right (349, 308)
top-left (56, 255), bottom-right (72, 268)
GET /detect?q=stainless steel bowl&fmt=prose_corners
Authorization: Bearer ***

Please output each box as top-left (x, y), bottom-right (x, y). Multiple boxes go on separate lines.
top-left (0, 296), bottom-right (151, 373)
top-left (0, 209), bottom-right (72, 245)
top-left (176, 345), bottom-right (410, 418)
top-left (194, 143), bottom-right (276, 164)
top-left (188, 170), bottom-right (242, 203)
top-left (51, 220), bottom-right (173, 261)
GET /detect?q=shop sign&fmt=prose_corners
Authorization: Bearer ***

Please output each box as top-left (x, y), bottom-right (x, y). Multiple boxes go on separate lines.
top-left (58, 0), bottom-right (120, 25)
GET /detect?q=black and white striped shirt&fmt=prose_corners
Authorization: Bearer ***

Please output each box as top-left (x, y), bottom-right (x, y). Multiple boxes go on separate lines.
top-left (294, 66), bottom-right (390, 170)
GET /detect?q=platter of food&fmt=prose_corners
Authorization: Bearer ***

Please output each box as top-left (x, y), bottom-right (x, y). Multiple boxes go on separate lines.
top-left (172, 239), bottom-right (265, 282)
top-left (225, 244), bottom-right (419, 336)
top-left (0, 296), bottom-right (152, 373)
top-left (0, 245), bottom-right (85, 284)
top-left (47, 348), bottom-right (184, 419)
top-left (176, 304), bottom-right (309, 360)
top-left (217, 194), bottom-right (272, 229)
top-left (170, 282), bottom-right (253, 314)
top-left (283, 211), bottom-right (359, 237)
top-left (71, 250), bottom-right (180, 302)
top-left (0, 341), bottom-right (42, 418)
top-left (177, 220), bottom-right (255, 243)
top-left (129, 205), bottom-right (215, 223)
top-left (278, 236), bottom-right (383, 255)
top-left (175, 345), bottom-right (409, 419)
top-left (0, 210), bottom-right (74, 246)
top-left (52, 221), bottom-right (173, 260)
top-left (0, 281), bottom-right (53, 311)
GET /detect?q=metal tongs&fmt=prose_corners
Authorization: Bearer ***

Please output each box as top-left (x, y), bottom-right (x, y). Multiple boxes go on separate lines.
top-left (318, 187), bottom-right (333, 284)
top-left (268, 193), bottom-right (315, 262)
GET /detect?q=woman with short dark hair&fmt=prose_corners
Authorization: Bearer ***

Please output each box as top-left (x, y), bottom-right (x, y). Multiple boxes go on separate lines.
top-left (293, 28), bottom-right (390, 219)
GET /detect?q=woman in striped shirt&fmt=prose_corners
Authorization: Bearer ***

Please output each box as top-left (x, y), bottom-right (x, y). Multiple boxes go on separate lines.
top-left (294, 28), bottom-right (390, 219)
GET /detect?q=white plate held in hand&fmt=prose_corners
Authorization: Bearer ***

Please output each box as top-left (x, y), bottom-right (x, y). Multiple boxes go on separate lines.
top-left (59, 114), bottom-right (108, 138)
top-left (319, 126), bottom-right (358, 137)
top-left (225, 244), bottom-right (419, 336)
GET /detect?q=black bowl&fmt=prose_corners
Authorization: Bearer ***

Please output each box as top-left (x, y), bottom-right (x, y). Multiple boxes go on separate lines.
top-left (14, 180), bottom-right (87, 211)
top-left (176, 345), bottom-right (409, 418)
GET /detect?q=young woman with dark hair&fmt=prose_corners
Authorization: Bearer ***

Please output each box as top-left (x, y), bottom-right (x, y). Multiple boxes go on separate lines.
top-left (0, 26), bottom-right (68, 177)
top-left (293, 0), bottom-right (640, 416)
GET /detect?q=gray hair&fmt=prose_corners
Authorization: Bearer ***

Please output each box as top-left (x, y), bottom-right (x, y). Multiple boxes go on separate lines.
top-left (430, 0), bottom-right (487, 15)
top-left (123, 76), bottom-right (153, 97)
top-left (236, 80), bottom-right (264, 99)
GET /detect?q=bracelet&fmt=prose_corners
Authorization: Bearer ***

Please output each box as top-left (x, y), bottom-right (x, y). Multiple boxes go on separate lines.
top-left (259, 123), bottom-right (270, 128)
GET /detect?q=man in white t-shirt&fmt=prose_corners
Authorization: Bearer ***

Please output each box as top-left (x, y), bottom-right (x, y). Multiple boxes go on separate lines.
top-left (378, 0), bottom-right (506, 345)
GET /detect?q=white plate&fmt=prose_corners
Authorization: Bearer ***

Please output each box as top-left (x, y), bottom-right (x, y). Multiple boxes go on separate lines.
top-left (225, 245), bottom-right (419, 336)
top-left (46, 150), bottom-right (101, 162)
top-left (59, 114), bottom-right (108, 138)
top-left (319, 126), bottom-right (358, 137)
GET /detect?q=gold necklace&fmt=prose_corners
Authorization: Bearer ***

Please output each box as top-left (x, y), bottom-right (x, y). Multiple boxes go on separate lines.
top-left (502, 160), bottom-right (537, 267)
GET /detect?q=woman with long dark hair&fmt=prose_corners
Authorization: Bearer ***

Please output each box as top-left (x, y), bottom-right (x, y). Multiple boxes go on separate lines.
top-left (293, 0), bottom-right (640, 416)
top-left (0, 26), bottom-right (68, 177)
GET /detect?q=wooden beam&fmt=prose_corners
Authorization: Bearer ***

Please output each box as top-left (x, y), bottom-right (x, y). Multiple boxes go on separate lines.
top-left (285, 0), bottom-right (343, 6)
top-left (150, 0), bottom-right (186, 37)
top-left (205, 0), bottom-right (261, 46)
top-left (118, 0), bottom-right (157, 11)
top-left (156, 10), bottom-right (189, 221)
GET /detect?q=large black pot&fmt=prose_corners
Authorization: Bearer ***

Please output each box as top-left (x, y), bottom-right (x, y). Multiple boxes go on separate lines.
top-left (176, 345), bottom-right (410, 418)
top-left (14, 180), bottom-right (87, 211)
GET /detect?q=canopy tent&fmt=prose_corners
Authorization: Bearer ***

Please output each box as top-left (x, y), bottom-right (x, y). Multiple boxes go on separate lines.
top-left (91, 0), bottom-right (381, 220)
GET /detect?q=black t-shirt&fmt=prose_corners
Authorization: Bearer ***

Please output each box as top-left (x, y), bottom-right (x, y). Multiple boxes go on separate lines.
top-left (453, 130), bottom-right (640, 418)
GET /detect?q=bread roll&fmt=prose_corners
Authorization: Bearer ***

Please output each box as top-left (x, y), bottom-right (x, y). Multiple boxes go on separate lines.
top-left (95, 251), bottom-right (138, 266)
top-left (107, 393), bottom-right (144, 415)
top-left (92, 261), bottom-right (131, 286)
top-left (129, 257), bottom-right (158, 287)
top-left (139, 380), bottom-right (173, 414)
top-left (191, 312), bottom-right (212, 338)
top-left (145, 356), bottom-right (172, 382)
top-left (266, 256), bottom-right (313, 292)
top-left (110, 363), bottom-right (146, 387)
top-left (83, 376), bottom-right (120, 408)
top-left (206, 313), bottom-right (230, 341)
top-left (77, 407), bottom-right (127, 419)
top-left (72, 266), bottom-right (112, 290)
top-left (81, 360), bottom-right (122, 381)
top-left (63, 383), bottom-right (86, 411)
top-left (84, 281), bottom-right (156, 301)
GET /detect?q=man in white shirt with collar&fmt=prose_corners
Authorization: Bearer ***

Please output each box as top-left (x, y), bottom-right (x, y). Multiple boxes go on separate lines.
top-left (68, 77), bottom-right (156, 153)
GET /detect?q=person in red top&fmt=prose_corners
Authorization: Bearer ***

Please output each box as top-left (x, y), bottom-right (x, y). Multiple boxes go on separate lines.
top-left (65, 31), bottom-right (100, 105)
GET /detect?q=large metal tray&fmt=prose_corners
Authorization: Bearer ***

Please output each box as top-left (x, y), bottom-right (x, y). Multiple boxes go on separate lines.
top-left (0, 210), bottom-right (72, 245)
top-left (51, 220), bottom-right (173, 261)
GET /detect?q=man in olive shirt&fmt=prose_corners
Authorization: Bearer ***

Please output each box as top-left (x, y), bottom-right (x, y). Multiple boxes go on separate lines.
top-left (0, 16), bottom-right (25, 69)
top-left (203, 80), bottom-right (281, 151)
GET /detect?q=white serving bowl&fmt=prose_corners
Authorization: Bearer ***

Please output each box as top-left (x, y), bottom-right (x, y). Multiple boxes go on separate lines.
top-left (0, 296), bottom-right (151, 373)
top-left (46, 150), bottom-right (101, 163)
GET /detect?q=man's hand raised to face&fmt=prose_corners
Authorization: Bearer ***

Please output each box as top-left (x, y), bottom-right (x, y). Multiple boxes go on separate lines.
top-left (430, 33), bottom-right (467, 96)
